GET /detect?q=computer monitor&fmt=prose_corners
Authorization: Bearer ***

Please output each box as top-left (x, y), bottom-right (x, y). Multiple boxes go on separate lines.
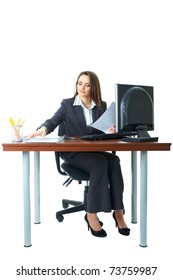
top-left (115, 83), bottom-right (158, 142)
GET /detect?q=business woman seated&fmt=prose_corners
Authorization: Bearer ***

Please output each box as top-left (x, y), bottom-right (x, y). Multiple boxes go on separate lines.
top-left (29, 70), bottom-right (130, 238)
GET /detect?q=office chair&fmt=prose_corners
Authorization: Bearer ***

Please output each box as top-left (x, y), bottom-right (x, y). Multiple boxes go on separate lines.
top-left (55, 122), bottom-right (90, 222)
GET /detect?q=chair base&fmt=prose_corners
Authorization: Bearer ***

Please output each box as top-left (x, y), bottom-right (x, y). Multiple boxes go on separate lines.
top-left (56, 185), bottom-right (88, 222)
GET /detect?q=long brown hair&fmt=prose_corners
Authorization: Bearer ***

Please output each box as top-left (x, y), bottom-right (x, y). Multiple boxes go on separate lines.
top-left (74, 71), bottom-right (102, 107)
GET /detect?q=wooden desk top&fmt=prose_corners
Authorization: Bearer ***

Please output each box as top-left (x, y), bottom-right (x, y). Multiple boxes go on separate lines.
top-left (2, 138), bottom-right (171, 152)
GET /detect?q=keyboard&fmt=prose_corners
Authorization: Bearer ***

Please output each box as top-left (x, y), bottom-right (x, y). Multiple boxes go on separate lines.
top-left (80, 131), bottom-right (137, 141)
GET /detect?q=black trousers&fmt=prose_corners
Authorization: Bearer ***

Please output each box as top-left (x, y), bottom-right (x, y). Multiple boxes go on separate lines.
top-left (61, 152), bottom-right (124, 213)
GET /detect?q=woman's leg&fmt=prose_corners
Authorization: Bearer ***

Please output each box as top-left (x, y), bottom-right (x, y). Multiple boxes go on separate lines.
top-left (64, 152), bottom-right (125, 212)
top-left (98, 152), bottom-right (124, 210)
top-left (64, 152), bottom-right (128, 231)
top-left (98, 152), bottom-right (128, 229)
top-left (64, 152), bottom-right (112, 212)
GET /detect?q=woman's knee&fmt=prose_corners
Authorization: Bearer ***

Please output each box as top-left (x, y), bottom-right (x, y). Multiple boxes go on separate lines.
top-left (92, 154), bottom-right (108, 168)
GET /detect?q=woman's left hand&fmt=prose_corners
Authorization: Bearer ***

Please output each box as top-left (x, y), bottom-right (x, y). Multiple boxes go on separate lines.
top-left (108, 125), bottom-right (116, 134)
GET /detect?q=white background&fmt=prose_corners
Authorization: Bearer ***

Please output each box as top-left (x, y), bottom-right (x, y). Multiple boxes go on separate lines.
top-left (0, 0), bottom-right (172, 279)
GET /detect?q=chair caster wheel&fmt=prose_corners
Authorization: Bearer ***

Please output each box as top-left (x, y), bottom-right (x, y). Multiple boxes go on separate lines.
top-left (62, 201), bottom-right (69, 209)
top-left (57, 215), bottom-right (64, 222)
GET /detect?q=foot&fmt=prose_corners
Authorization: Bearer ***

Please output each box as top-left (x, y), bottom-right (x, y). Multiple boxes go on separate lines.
top-left (114, 210), bottom-right (127, 229)
top-left (87, 213), bottom-right (102, 232)
top-left (113, 210), bottom-right (130, 236)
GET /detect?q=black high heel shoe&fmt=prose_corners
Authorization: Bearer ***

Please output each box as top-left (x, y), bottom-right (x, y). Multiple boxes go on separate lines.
top-left (112, 211), bottom-right (130, 236)
top-left (84, 214), bottom-right (107, 238)
top-left (84, 214), bottom-right (103, 226)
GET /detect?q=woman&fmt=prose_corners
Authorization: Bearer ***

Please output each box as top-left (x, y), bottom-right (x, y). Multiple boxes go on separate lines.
top-left (29, 71), bottom-right (130, 238)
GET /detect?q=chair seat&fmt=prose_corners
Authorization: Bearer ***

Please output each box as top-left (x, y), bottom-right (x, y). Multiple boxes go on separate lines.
top-left (61, 162), bottom-right (90, 181)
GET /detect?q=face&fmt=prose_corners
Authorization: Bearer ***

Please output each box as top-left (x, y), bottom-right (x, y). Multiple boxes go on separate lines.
top-left (77, 74), bottom-right (91, 99)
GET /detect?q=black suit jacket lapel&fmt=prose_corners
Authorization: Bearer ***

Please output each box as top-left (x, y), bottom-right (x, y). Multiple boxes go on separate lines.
top-left (73, 106), bottom-right (88, 134)
top-left (87, 106), bottom-right (102, 134)
top-left (92, 106), bottom-right (101, 122)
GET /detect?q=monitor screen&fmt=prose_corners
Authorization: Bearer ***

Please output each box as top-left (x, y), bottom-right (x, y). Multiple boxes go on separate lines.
top-left (115, 83), bottom-right (158, 142)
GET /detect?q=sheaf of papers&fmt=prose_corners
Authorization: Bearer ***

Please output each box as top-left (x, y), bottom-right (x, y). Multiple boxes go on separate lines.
top-left (90, 102), bottom-right (116, 134)
top-left (23, 135), bottom-right (64, 143)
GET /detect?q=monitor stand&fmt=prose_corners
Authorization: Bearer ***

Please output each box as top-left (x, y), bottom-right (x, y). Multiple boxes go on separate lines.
top-left (122, 126), bottom-right (159, 142)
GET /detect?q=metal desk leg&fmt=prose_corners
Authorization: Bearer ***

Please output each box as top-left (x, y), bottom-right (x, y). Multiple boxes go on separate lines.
top-left (23, 151), bottom-right (32, 247)
top-left (131, 151), bottom-right (137, 223)
top-left (34, 152), bottom-right (40, 224)
top-left (140, 151), bottom-right (148, 247)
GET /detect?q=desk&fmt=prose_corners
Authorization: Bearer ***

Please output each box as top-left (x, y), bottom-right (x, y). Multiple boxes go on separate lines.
top-left (2, 139), bottom-right (171, 247)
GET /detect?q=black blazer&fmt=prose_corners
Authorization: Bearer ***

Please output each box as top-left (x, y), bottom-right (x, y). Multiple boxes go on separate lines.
top-left (39, 97), bottom-right (107, 137)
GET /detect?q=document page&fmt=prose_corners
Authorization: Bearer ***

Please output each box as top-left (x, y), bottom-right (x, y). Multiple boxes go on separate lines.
top-left (90, 102), bottom-right (116, 133)
top-left (23, 135), bottom-right (65, 143)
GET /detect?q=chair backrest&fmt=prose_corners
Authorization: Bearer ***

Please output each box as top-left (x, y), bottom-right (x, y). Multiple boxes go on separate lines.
top-left (55, 122), bottom-right (67, 176)
top-left (58, 122), bottom-right (66, 137)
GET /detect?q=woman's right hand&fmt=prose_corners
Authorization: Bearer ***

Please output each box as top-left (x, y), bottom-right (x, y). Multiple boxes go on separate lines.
top-left (29, 127), bottom-right (47, 138)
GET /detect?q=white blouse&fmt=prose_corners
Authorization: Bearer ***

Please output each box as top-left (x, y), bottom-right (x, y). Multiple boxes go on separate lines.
top-left (73, 95), bottom-right (96, 126)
